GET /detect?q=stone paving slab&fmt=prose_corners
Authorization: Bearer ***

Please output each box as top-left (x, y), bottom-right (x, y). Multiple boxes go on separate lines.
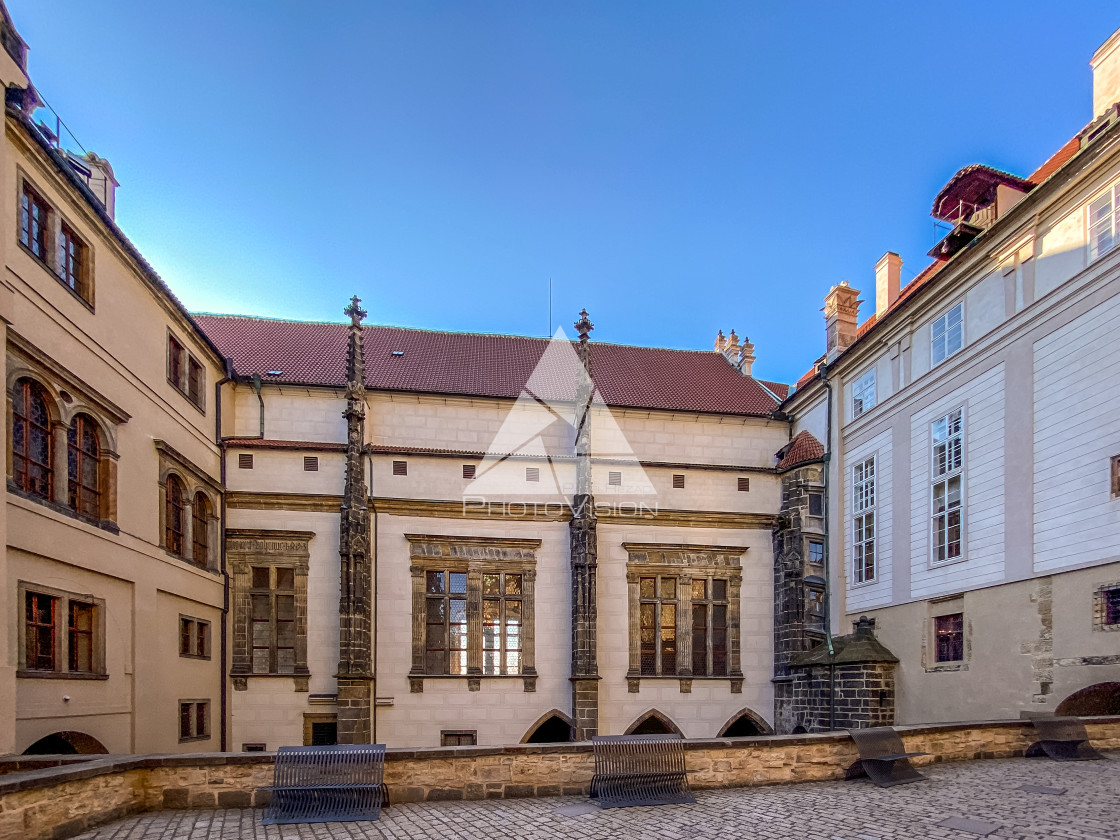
top-left (72, 756), bottom-right (1120, 840)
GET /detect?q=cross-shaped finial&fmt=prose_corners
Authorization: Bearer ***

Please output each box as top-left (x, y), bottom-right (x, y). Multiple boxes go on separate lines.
top-left (574, 308), bottom-right (594, 342)
top-left (344, 295), bottom-right (367, 327)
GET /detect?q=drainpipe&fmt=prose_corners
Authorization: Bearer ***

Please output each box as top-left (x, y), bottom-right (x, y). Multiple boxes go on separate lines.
top-left (367, 449), bottom-right (377, 745)
top-left (820, 364), bottom-right (836, 731)
top-left (214, 360), bottom-right (232, 752)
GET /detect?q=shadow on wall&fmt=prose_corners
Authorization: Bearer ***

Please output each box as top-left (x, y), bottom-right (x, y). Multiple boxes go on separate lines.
top-left (22, 731), bottom-right (109, 755)
top-left (1056, 682), bottom-right (1120, 717)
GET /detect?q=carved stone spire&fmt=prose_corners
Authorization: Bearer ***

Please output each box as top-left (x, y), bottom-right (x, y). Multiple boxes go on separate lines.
top-left (569, 308), bottom-right (599, 739)
top-left (337, 296), bottom-right (374, 744)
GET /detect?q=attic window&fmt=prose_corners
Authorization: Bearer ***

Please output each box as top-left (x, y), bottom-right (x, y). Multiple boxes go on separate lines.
top-left (737, 477), bottom-right (749, 492)
top-left (462, 464), bottom-right (476, 479)
top-left (304, 456), bottom-right (318, 472)
top-left (238, 454), bottom-right (253, 470)
top-left (266, 370), bottom-right (283, 377)
top-left (672, 474), bottom-right (685, 489)
top-left (526, 467), bottom-right (540, 483)
top-left (608, 471), bottom-right (622, 486)
top-left (392, 460), bottom-right (407, 476)
top-left (391, 351), bottom-right (405, 357)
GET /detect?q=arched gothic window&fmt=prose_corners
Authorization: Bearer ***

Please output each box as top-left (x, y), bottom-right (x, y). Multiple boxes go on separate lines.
top-left (12, 378), bottom-right (53, 500)
top-left (192, 492), bottom-right (211, 567)
top-left (166, 475), bottom-right (185, 556)
top-left (67, 414), bottom-right (101, 520)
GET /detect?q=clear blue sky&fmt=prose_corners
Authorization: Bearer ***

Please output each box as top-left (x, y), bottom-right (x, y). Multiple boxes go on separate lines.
top-left (9, 2), bottom-right (1118, 383)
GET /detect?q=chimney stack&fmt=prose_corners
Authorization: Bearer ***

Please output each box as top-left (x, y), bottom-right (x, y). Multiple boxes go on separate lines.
top-left (84, 153), bottom-right (118, 220)
top-left (874, 252), bottom-right (902, 318)
top-left (1092, 28), bottom-right (1120, 119)
top-left (738, 336), bottom-right (755, 377)
top-left (714, 329), bottom-right (726, 353)
top-left (824, 282), bottom-right (861, 362)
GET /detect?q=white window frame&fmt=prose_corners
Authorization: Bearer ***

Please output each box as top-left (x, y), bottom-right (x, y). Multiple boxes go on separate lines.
top-left (852, 456), bottom-right (876, 585)
top-left (931, 303), bottom-right (964, 367)
top-left (852, 368), bottom-right (876, 418)
top-left (1088, 182), bottom-right (1119, 263)
top-left (930, 408), bottom-right (965, 565)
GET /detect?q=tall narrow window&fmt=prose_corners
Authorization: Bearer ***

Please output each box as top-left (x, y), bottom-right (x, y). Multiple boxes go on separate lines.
top-left (12, 378), bottom-right (53, 500)
top-left (1089, 185), bottom-right (1118, 262)
top-left (165, 475), bottom-right (185, 557)
top-left (931, 409), bottom-right (964, 563)
top-left (25, 592), bottom-right (56, 671)
top-left (852, 369), bottom-right (876, 417)
top-left (68, 601), bottom-right (94, 672)
top-left (167, 335), bottom-right (185, 390)
top-left (935, 613), bottom-right (964, 662)
top-left (58, 223), bottom-right (88, 301)
top-left (250, 566), bottom-right (296, 674)
top-left (20, 183), bottom-right (48, 259)
top-left (187, 358), bottom-right (204, 407)
top-left (67, 414), bottom-right (101, 520)
top-left (639, 575), bottom-right (677, 675)
top-left (192, 493), bottom-right (210, 568)
top-left (853, 456), bottom-right (876, 583)
top-left (425, 570), bottom-right (468, 674)
top-left (481, 572), bottom-right (523, 675)
top-left (931, 303), bottom-right (964, 366)
top-left (690, 577), bottom-right (728, 677)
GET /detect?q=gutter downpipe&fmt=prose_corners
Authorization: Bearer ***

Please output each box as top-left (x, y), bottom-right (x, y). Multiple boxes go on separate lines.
top-left (214, 360), bottom-right (233, 752)
top-left (820, 363), bottom-right (837, 732)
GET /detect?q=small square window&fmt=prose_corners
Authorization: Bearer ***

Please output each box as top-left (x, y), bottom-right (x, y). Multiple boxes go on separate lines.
top-left (808, 492), bottom-right (823, 517)
top-left (441, 730), bottom-right (477, 747)
top-left (808, 541), bottom-right (824, 566)
top-left (179, 700), bottom-right (210, 741)
top-left (238, 453), bottom-right (253, 469)
top-left (526, 467), bottom-right (539, 482)
top-left (609, 471), bottom-right (622, 486)
top-left (462, 464), bottom-right (476, 479)
top-left (1102, 585), bottom-right (1120, 627)
top-left (737, 477), bottom-right (750, 492)
top-left (934, 613), bottom-right (964, 662)
top-left (392, 460), bottom-right (407, 476)
top-left (179, 616), bottom-right (211, 658)
top-left (672, 474), bottom-right (685, 489)
top-left (303, 456), bottom-right (318, 471)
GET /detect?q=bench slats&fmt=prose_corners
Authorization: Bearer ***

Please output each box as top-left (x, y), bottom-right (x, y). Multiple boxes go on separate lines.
top-left (591, 734), bottom-right (695, 808)
top-left (262, 744), bottom-right (387, 825)
top-left (1027, 717), bottom-right (1104, 762)
top-left (847, 727), bottom-right (928, 788)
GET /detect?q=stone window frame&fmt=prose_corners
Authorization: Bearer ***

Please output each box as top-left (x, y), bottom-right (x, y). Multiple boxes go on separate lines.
top-left (17, 580), bottom-right (108, 679)
top-left (930, 407), bottom-right (966, 567)
top-left (303, 713), bottom-right (338, 746)
top-left (155, 441), bottom-right (221, 571)
top-left (923, 596), bottom-right (970, 672)
top-left (178, 698), bottom-right (211, 742)
top-left (166, 329), bottom-right (205, 413)
top-left (406, 534), bottom-right (539, 693)
top-left (624, 542), bottom-right (745, 694)
top-left (227, 529), bottom-right (314, 692)
top-left (7, 339), bottom-right (127, 531)
top-left (441, 730), bottom-right (477, 746)
top-left (179, 615), bottom-right (211, 660)
top-left (1093, 581), bottom-right (1120, 631)
top-left (852, 456), bottom-right (877, 585)
top-left (852, 367), bottom-right (876, 417)
top-left (16, 169), bottom-right (96, 309)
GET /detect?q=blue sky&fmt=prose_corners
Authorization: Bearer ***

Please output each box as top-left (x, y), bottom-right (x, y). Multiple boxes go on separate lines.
top-left (9, 2), bottom-right (1118, 383)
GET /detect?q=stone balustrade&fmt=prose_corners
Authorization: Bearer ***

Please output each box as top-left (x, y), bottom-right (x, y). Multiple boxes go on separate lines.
top-left (1, 717), bottom-right (1118, 840)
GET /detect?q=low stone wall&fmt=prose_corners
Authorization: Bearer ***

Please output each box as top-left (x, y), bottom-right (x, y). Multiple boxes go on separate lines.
top-left (2, 717), bottom-right (1118, 840)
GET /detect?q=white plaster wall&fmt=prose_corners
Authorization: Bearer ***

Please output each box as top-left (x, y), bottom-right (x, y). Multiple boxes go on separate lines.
top-left (1036, 208), bottom-right (1087, 300)
top-left (232, 387), bottom-right (347, 443)
top-left (227, 450), bottom-right (345, 495)
top-left (909, 363), bottom-right (1006, 600)
top-left (792, 396), bottom-right (827, 444)
top-left (1034, 291), bottom-right (1120, 572)
top-left (965, 270), bottom-right (1006, 344)
top-left (844, 428), bottom-right (892, 611)
top-left (911, 322), bottom-right (932, 382)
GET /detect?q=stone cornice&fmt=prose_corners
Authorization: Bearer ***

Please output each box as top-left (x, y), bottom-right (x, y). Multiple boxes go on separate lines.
top-left (8, 331), bottom-right (131, 423)
top-left (404, 533), bottom-right (542, 549)
top-left (621, 542), bottom-right (748, 555)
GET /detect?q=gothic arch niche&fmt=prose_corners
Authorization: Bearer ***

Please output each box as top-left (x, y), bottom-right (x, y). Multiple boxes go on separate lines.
top-left (717, 707), bottom-right (774, 738)
top-left (23, 731), bottom-right (108, 755)
top-left (521, 709), bottom-right (575, 743)
top-left (1055, 682), bottom-right (1120, 717)
top-left (624, 709), bottom-right (684, 736)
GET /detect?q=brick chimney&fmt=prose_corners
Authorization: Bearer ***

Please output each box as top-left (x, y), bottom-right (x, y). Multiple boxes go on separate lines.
top-left (1092, 28), bottom-right (1120, 118)
top-left (874, 252), bottom-right (902, 318)
top-left (824, 282), bottom-right (861, 363)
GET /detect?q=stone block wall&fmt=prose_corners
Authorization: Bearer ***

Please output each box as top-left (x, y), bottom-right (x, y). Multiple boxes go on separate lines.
top-left (790, 663), bottom-right (896, 732)
top-left (1, 718), bottom-right (1118, 840)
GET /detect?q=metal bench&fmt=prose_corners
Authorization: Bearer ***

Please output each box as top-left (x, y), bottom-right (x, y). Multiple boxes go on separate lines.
top-left (589, 733), bottom-right (695, 808)
top-left (262, 744), bottom-right (387, 825)
top-left (847, 726), bottom-right (928, 787)
top-left (1026, 716), bottom-right (1105, 762)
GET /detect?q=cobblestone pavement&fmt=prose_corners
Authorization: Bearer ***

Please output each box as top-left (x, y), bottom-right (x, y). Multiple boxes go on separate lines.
top-left (74, 756), bottom-right (1120, 840)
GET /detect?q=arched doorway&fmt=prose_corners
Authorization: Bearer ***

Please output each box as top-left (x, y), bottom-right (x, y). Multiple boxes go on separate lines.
top-left (1055, 682), bottom-right (1120, 717)
top-left (23, 731), bottom-right (108, 755)
top-left (717, 708), bottom-right (773, 738)
top-left (521, 710), bottom-right (575, 743)
top-left (624, 710), bottom-right (683, 736)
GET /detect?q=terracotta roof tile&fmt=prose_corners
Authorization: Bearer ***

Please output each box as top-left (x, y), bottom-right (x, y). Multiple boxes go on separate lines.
top-left (1028, 135), bottom-right (1081, 185)
top-left (775, 430), bottom-right (825, 472)
top-left (195, 315), bottom-right (785, 417)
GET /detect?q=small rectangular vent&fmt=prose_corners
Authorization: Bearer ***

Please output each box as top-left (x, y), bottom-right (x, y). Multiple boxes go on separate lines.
top-left (608, 471), bottom-right (622, 486)
top-left (243, 743), bottom-right (266, 752)
top-left (238, 453), bottom-right (253, 470)
top-left (526, 467), bottom-right (540, 482)
top-left (672, 474), bottom-right (685, 489)
top-left (737, 477), bottom-right (749, 492)
top-left (392, 460), bottom-right (407, 476)
top-left (463, 464), bottom-right (476, 479)
top-left (304, 456), bottom-right (318, 472)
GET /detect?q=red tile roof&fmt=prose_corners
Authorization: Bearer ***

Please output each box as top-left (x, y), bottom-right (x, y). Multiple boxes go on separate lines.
top-left (775, 430), bottom-right (825, 472)
top-left (195, 315), bottom-right (785, 417)
top-left (1028, 136), bottom-right (1081, 185)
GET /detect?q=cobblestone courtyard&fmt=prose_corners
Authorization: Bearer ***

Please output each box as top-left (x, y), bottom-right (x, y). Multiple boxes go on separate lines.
top-left (73, 756), bottom-right (1120, 840)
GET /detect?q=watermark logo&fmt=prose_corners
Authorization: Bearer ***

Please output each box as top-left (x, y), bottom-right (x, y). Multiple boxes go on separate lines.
top-left (463, 327), bottom-right (657, 517)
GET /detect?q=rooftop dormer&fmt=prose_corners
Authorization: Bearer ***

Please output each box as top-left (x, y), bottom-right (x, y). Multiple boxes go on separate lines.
top-left (927, 165), bottom-right (1033, 260)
